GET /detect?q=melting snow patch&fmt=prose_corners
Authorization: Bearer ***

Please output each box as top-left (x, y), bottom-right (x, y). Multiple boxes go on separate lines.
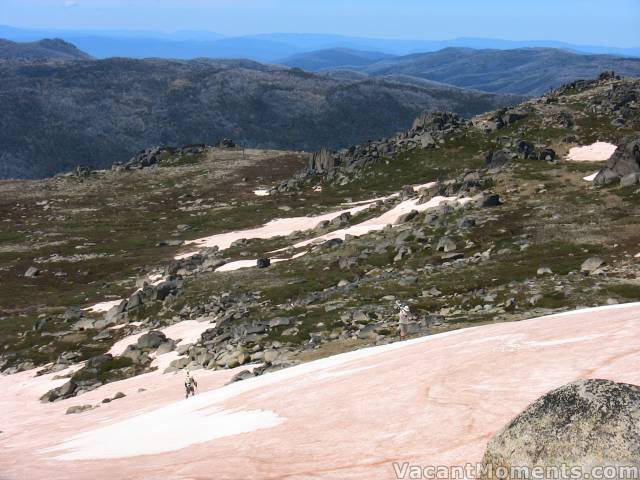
top-left (175, 182), bottom-right (437, 258)
top-left (583, 172), bottom-right (599, 182)
top-left (291, 195), bottom-right (470, 249)
top-left (253, 189), bottom-right (270, 197)
top-left (109, 320), bottom-right (214, 356)
top-left (567, 142), bottom-right (617, 162)
top-left (83, 299), bottom-right (122, 313)
top-left (49, 406), bottom-right (283, 460)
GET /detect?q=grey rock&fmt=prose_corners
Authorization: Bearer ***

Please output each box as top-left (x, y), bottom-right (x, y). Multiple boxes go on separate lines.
top-left (269, 317), bottom-right (294, 328)
top-left (395, 210), bottom-right (418, 225)
top-left (121, 345), bottom-right (148, 364)
top-left (475, 193), bottom-right (501, 208)
top-left (25, 266), bottom-right (40, 278)
top-left (485, 150), bottom-right (512, 169)
top-left (458, 217), bottom-right (476, 228)
top-left (156, 340), bottom-right (176, 355)
top-left (256, 258), bottom-right (271, 269)
top-left (480, 379), bottom-right (640, 478)
top-left (595, 135), bottom-right (640, 186)
top-left (581, 256), bottom-right (605, 274)
top-left (436, 237), bottom-right (457, 253)
top-left (529, 294), bottom-right (543, 305)
top-left (137, 330), bottom-right (167, 349)
top-left (441, 252), bottom-right (465, 261)
top-left (230, 369), bottom-right (256, 383)
top-left (66, 404), bottom-right (93, 415)
top-left (621, 172), bottom-right (640, 187)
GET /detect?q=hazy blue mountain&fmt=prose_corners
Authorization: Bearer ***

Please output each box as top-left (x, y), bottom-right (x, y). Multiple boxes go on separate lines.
top-left (1, 25), bottom-right (638, 60)
top-left (279, 47), bottom-right (395, 71)
top-left (347, 47), bottom-right (640, 95)
top-left (64, 36), bottom-right (299, 61)
top-left (0, 38), bottom-right (91, 61)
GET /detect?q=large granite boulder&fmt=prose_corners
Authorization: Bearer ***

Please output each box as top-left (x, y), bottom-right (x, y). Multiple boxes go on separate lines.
top-left (594, 135), bottom-right (640, 185)
top-left (480, 379), bottom-right (640, 479)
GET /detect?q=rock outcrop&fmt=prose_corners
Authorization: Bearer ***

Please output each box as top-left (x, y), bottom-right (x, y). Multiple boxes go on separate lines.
top-left (595, 134), bottom-right (640, 185)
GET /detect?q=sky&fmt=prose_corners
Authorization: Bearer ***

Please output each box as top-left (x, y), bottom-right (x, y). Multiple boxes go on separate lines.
top-left (1, 0), bottom-right (639, 47)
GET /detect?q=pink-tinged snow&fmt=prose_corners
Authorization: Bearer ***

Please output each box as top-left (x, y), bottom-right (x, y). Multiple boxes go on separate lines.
top-left (290, 195), bottom-right (470, 249)
top-left (567, 142), bottom-right (617, 162)
top-left (83, 299), bottom-right (122, 313)
top-left (1, 303), bottom-right (639, 480)
top-left (175, 202), bottom-right (376, 260)
top-left (108, 319), bottom-right (215, 356)
top-left (176, 182), bottom-right (438, 260)
top-left (215, 258), bottom-right (288, 272)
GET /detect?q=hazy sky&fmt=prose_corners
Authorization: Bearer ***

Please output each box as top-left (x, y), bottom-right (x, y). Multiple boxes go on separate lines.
top-left (2, 0), bottom-right (639, 47)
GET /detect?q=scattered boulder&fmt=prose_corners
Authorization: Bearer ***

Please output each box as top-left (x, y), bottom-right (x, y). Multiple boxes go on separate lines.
top-left (230, 369), bottom-right (256, 383)
top-left (620, 172), bottom-right (640, 187)
top-left (537, 147), bottom-right (556, 162)
top-left (475, 193), bottom-right (501, 208)
top-left (485, 150), bottom-right (512, 169)
top-left (137, 331), bottom-right (167, 350)
top-left (441, 252), bottom-right (464, 261)
top-left (594, 135), bottom-right (640, 185)
top-left (581, 256), bottom-right (605, 274)
top-left (256, 258), bottom-right (271, 269)
top-left (395, 210), bottom-right (418, 224)
top-left (480, 379), bottom-right (640, 478)
top-left (322, 238), bottom-right (344, 249)
top-left (66, 404), bottom-right (94, 415)
top-left (24, 266), bottom-right (40, 278)
top-left (40, 379), bottom-right (77, 403)
top-left (217, 138), bottom-right (236, 148)
top-left (436, 237), bottom-right (457, 253)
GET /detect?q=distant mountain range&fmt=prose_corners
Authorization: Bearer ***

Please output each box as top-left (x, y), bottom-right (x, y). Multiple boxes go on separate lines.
top-left (1, 25), bottom-right (639, 60)
top-left (283, 47), bottom-right (640, 95)
top-left (0, 56), bottom-right (520, 179)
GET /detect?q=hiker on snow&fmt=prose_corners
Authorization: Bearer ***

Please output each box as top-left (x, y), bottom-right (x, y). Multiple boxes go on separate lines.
top-left (185, 371), bottom-right (198, 398)
top-left (396, 300), bottom-right (414, 340)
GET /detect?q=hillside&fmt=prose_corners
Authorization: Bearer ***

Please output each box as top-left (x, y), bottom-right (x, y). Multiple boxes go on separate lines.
top-left (328, 47), bottom-right (640, 95)
top-left (0, 57), bottom-right (519, 179)
top-left (0, 72), bottom-right (639, 479)
top-left (278, 47), bottom-right (395, 71)
top-left (0, 38), bottom-right (91, 61)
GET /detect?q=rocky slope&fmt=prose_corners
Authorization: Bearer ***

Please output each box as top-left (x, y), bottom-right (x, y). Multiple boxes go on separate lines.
top-left (0, 56), bottom-right (519, 179)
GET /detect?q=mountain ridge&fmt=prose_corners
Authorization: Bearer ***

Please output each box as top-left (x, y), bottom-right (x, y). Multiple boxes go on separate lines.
top-left (0, 38), bottom-right (92, 61)
top-left (0, 55), bottom-right (521, 179)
